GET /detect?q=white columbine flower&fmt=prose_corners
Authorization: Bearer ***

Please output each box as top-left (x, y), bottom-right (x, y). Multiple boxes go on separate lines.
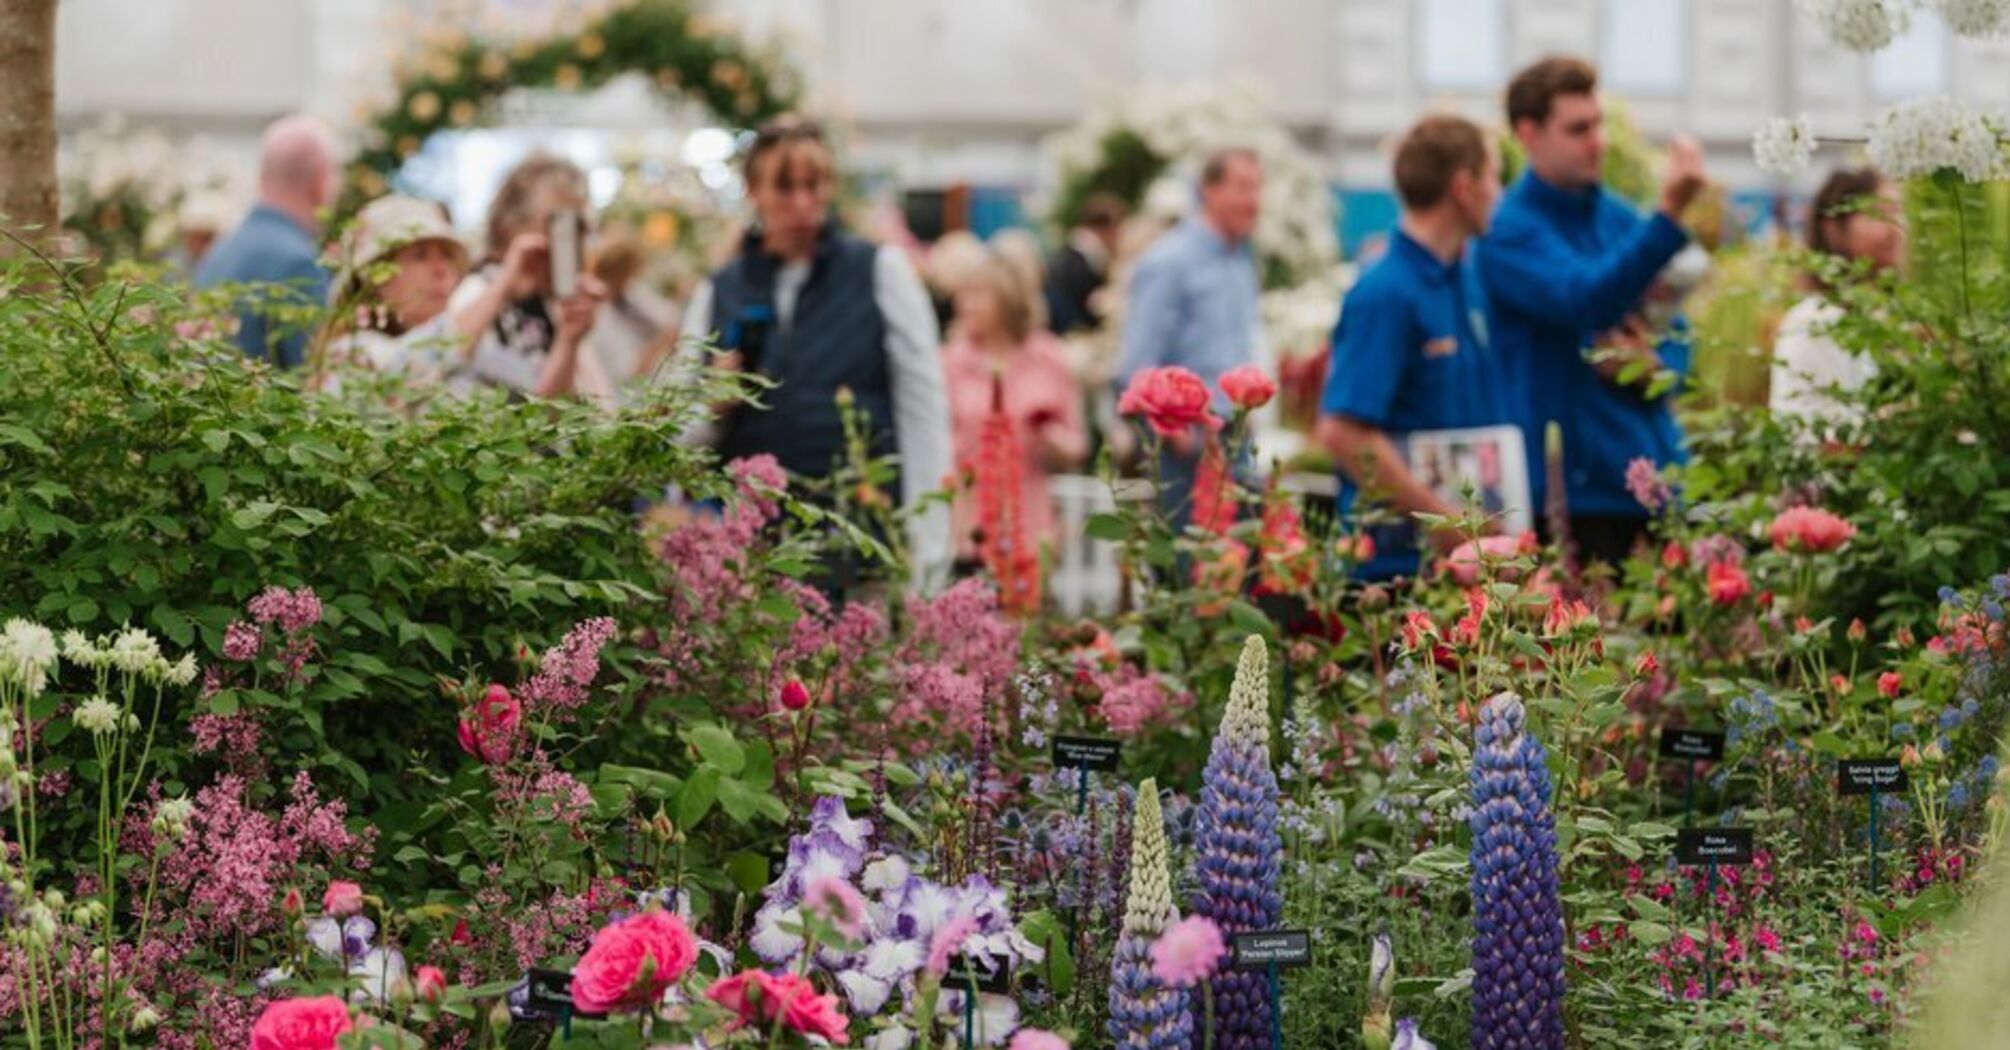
top-left (109, 627), bottom-right (161, 675)
top-left (1931, 0), bottom-right (2010, 36)
top-left (0, 619), bottom-right (60, 694)
top-left (73, 696), bottom-right (123, 736)
top-left (1797, 0), bottom-right (1911, 51)
top-left (1867, 96), bottom-right (2009, 182)
top-left (165, 653), bottom-right (198, 688)
top-left (1753, 115), bottom-right (1819, 176)
top-left (152, 797), bottom-right (195, 841)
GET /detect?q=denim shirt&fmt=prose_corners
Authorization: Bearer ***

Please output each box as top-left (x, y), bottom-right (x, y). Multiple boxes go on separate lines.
top-left (193, 204), bottom-right (329, 369)
top-left (1116, 217), bottom-right (1262, 406)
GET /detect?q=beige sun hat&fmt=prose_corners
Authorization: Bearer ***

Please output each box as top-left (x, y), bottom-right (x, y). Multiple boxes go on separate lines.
top-left (348, 195), bottom-right (469, 269)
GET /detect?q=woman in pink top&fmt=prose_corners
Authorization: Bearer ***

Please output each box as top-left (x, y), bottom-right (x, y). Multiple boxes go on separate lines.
top-left (942, 252), bottom-right (1089, 565)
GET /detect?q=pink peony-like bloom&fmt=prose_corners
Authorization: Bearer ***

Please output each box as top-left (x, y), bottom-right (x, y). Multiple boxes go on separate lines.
top-left (250, 996), bottom-right (352, 1050)
top-left (322, 881), bottom-right (363, 917)
top-left (1706, 560), bottom-right (1751, 606)
top-left (925, 914), bottom-right (981, 978)
top-left (457, 684), bottom-right (523, 765)
top-left (802, 876), bottom-right (868, 940)
top-left (1118, 366), bottom-right (1221, 437)
top-left (1218, 365), bottom-right (1278, 411)
top-left (571, 909), bottom-right (700, 1014)
top-left (706, 970), bottom-right (850, 1043)
top-left (1009, 1030), bottom-right (1071, 1050)
top-left (1877, 671), bottom-right (1902, 699)
top-left (415, 964), bottom-right (447, 1004)
top-left (1149, 914), bottom-right (1227, 989)
top-left (1769, 506), bottom-right (1856, 553)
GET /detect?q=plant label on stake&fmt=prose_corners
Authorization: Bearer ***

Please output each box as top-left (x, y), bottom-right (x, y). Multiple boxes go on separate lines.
top-left (1675, 829), bottom-right (1753, 999)
top-left (1658, 729), bottom-right (1725, 827)
top-left (509, 968), bottom-right (606, 1030)
top-left (944, 956), bottom-right (1011, 1049)
top-left (1230, 930), bottom-right (1312, 1050)
top-left (1050, 735), bottom-right (1120, 948)
top-left (1838, 759), bottom-right (1908, 891)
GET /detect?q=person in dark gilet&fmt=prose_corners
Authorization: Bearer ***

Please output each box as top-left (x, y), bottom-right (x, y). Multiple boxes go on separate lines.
top-left (679, 116), bottom-right (952, 588)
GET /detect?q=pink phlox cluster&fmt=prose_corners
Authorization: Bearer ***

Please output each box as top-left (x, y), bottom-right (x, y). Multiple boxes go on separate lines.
top-left (520, 617), bottom-right (618, 716)
top-left (765, 580), bottom-right (888, 712)
top-left (188, 712), bottom-right (263, 766)
top-left (222, 621), bottom-right (263, 662)
top-left (892, 580), bottom-right (1021, 736)
top-left (156, 773), bottom-right (370, 943)
top-left (1095, 665), bottom-right (1187, 736)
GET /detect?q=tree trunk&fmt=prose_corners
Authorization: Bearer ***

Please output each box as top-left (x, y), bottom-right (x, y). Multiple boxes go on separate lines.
top-left (0, 0), bottom-right (59, 246)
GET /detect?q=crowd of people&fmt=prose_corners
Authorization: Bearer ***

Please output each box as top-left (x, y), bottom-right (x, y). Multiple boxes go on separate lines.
top-left (184, 52), bottom-right (1903, 590)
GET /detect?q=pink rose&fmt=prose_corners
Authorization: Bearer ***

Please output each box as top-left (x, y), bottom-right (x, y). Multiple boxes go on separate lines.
top-left (1442, 534), bottom-right (1530, 585)
top-left (1707, 560), bottom-right (1751, 606)
top-left (1010, 1031), bottom-right (1071, 1050)
top-left (705, 969), bottom-right (773, 1026)
top-left (704, 970), bottom-right (850, 1043)
top-left (1217, 365), bottom-right (1277, 411)
top-left (1877, 671), bottom-right (1902, 699)
top-left (457, 684), bottom-right (522, 765)
top-left (322, 881), bottom-right (363, 917)
top-left (415, 965), bottom-right (447, 1004)
top-left (571, 909), bottom-right (699, 1014)
top-left (1769, 506), bottom-right (1855, 553)
top-left (250, 996), bottom-right (353, 1050)
top-left (1118, 366), bottom-right (1221, 438)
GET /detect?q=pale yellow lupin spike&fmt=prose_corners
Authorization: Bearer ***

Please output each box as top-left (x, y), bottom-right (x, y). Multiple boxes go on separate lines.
top-left (1218, 634), bottom-right (1271, 750)
top-left (1120, 778), bottom-right (1175, 937)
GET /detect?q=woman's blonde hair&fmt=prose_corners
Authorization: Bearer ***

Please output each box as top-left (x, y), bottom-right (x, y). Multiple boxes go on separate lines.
top-left (962, 252), bottom-right (1035, 345)
top-left (484, 153), bottom-right (587, 260)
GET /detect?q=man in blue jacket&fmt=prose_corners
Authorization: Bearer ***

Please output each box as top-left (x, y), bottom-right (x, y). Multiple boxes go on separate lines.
top-left (1478, 57), bottom-right (1709, 565)
top-left (194, 115), bottom-right (339, 369)
top-left (1316, 114), bottom-right (1510, 580)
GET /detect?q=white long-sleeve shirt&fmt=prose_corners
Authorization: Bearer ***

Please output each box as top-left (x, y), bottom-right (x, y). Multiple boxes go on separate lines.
top-left (1771, 295), bottom-right (1875, 425)
top-left (680, 244), bottom-right (953, 591)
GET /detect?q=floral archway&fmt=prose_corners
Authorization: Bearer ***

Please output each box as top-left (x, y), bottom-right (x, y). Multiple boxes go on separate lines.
top-left (342, 0), bottom-right (800, 209)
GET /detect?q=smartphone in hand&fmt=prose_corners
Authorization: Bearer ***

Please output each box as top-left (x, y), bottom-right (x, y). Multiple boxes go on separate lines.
top-left (547, 210), bottom-right (582, 298)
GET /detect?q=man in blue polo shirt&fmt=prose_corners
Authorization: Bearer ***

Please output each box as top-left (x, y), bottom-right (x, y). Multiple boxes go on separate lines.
top-left (1316, 114), bottom-right (1509, 579)
top-left (1477, 56), bottom-right (1709, 565)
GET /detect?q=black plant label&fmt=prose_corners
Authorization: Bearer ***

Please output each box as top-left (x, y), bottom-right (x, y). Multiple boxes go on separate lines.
top-left (512, 968), bottom-right (606, 1021)
top-left (1676, 828), bottom-right (1755, 866)
top-left (944, 955), bottom-right (1012, 993)
top-left (1837, 758), bottom-right (1908, 796)
top-left (1230, 929), bottom-right (1313, 970)
top-left (1658, 729), bottom-right (1726, 762)
top-left (1052, 735), bottom-right (1123, 772)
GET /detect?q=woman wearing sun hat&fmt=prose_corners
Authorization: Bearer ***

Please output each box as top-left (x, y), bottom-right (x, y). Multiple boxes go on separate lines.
top-left (322, 194), bottom-right (479, 388)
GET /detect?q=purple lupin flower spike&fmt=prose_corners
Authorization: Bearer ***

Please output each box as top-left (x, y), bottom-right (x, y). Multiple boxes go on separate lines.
top-left (1194, 635), bottom-right (1282, 1050)
top-left (1469, 693), bottom-right (1566, 1050)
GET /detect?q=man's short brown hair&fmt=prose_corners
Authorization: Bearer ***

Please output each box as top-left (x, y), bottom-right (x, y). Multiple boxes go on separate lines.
top-left (1201, 147), bottom-right (1261, 187)
top-left (744, 113), bottom-right (835, 187)
top-left (1393, 114), bottom-right (1490, 210)
top-left (1506, 56), bottom-right (1598, 129)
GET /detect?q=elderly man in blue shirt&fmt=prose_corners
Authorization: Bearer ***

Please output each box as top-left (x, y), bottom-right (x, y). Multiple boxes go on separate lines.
top-left (1316, 114), bottom-right (1511, 580)
top-left (1477, 56), bottom-right (1709, 566)
top-left (1116, 148), bottom-right (1264, 524)
top-left (195, 115), bottom-right (339, 369)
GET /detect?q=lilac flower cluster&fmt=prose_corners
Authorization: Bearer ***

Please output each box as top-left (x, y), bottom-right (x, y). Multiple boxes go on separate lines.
top-left (1469, 693), bottom-right (1565, 1050)
top-left (751, 796), bottom-right (1044, 1047)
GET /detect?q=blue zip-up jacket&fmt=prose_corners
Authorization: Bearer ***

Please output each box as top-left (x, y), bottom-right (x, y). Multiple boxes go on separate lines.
top-left (1477, 172), bottom-right (1692, 517)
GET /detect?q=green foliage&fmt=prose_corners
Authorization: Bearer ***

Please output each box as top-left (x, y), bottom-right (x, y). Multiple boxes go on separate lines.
top-left (0, 256), bottom-right (719, 810)
top-left (1048, 128), bottom-right (1170, 232)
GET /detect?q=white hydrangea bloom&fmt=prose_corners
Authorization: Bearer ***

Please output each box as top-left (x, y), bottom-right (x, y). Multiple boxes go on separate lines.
top-left (1867, 96), bottom-right (2009, 182)
top-left (1931, 0), bottom-right (2010, 36)
top-left (1797, 0), bottom-right (1911, 51)
top-left (1754, 115), bottom-right (1820, 176)
top-left (72, 696), bottom-right (123, 736)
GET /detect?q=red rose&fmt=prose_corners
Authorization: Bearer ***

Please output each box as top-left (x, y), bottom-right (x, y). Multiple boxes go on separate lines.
top-left (1118, 366), bottom-right (1221, 438)
top-left (250, 996), bottom-right (353, 1050)
top-left (1769, 506), bottom-right (1856, 553)
top-left (1707, 561), bottom-right (1751, 606)
top-left (571, 909), bottom-right (699, 1014)
top-left (778, 678), bottom-right (812, 711)
top-left (1217, 365), bottom-right (1278, 411)
top-left (457, 684), bottom-right (522, 765)
top-left (1877, 671), bottom-right (1902, 699)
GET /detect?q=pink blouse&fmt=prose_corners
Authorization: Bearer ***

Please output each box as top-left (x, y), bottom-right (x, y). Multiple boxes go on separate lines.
top-left (941, 333), bottom-right (1089, 561)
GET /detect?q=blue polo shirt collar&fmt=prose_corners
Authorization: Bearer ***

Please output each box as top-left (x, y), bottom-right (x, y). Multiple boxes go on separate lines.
top-left (1519, 170), bottom-right (1605, 219)
top-left (1389, 229), bottom-right (1459, 287)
